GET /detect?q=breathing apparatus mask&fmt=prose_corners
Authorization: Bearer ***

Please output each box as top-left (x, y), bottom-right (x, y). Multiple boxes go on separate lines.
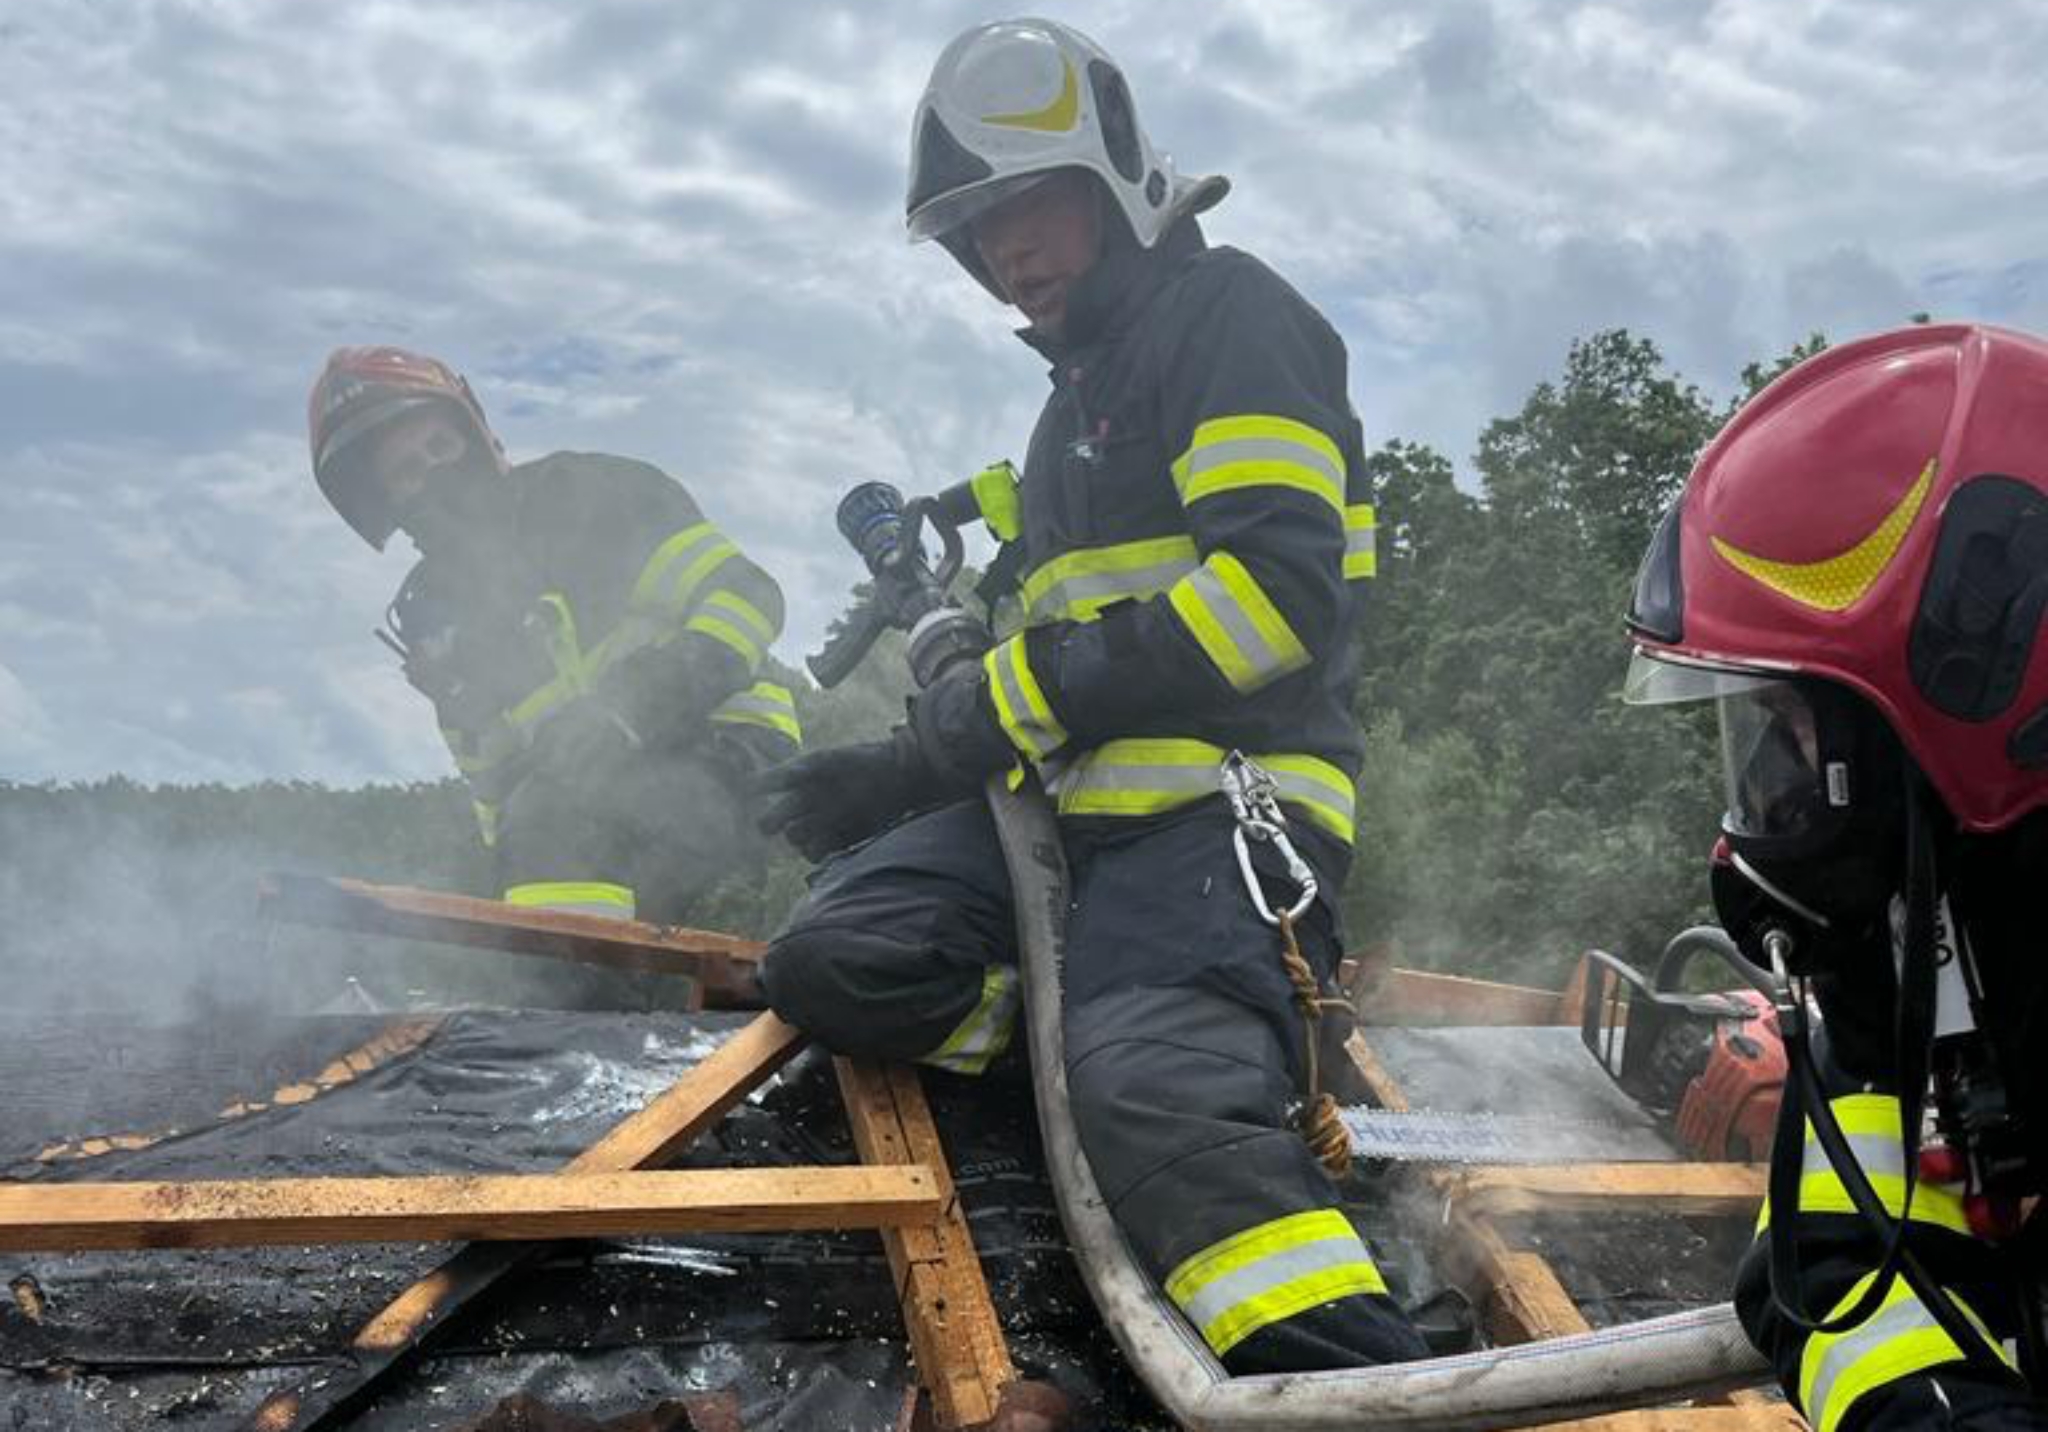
top-left (1626, 656), bottom-right (1907, 972)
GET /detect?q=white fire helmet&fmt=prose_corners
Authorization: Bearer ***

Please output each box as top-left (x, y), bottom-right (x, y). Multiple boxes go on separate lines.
top-left (906, 18), bottom-right (1229, 294)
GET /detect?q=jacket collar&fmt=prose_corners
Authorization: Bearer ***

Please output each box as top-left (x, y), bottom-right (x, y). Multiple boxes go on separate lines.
top-left (1018, 217), bottom-right (1206, 364)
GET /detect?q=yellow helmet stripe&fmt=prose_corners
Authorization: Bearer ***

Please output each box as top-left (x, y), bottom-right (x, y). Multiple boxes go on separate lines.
top-left (1711, 459), bottom-right (1935, 612)
top-left (981, 56), bottom-right (1079, 132)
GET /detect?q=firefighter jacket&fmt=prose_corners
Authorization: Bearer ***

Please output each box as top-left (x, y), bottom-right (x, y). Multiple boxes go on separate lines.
top-left (973, 219), bottom-right (1375, 848)
top-left (391, 452), bottom-right (799, 845)
top-left (1735, 1005), bottom-right (2037, 1431)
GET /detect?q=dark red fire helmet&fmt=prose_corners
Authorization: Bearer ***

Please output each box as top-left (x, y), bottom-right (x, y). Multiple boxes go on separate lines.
top-left (307, 346), bottom-right (500, 550)
top-left (1627, 323), bottom-right (2048, 836)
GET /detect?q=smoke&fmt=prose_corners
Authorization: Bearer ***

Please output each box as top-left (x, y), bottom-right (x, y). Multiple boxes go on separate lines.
top-left (0, 777), bottom-right (512, 1022)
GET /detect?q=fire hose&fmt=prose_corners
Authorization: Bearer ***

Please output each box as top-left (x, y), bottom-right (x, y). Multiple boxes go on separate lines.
top-left (816, 479), bottom-right (1770, 1431)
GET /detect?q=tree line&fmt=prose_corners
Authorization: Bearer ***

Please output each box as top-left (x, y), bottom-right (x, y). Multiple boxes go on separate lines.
top-left (0, 328), bottom-right (1827, 1009)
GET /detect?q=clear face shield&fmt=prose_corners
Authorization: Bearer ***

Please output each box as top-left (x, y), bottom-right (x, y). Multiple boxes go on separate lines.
top-left (1623, 650), bottom-right (1839, 843)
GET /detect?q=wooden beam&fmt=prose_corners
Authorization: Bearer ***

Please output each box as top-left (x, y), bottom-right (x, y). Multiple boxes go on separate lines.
top-left (1441, 1163), bottom-right (1767, 1220)
top-left (570, 1012), bottom-right (806, 1173)
top-left (837, 1059), bottom-right (1016, 1431)
top-left (244, 1011), bottom-right (806, 1432)
top-left (1343, 1028), bottom-right (1412, 1111)
top-left (256, 873), bottom-right (766, 1008)
top-left (1364, 967), bottom-right (1577, 1027)
top-left (1537, 1407), bottom-right (1803, 1432)
top-left (0, 1166), bottom-right (939, 1251)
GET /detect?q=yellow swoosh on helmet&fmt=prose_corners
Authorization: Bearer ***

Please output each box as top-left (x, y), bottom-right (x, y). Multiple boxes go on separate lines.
top-left (1711, 459), bottom-right (1935, 612)
top-left (982, 56), bottom-right (1080, 132)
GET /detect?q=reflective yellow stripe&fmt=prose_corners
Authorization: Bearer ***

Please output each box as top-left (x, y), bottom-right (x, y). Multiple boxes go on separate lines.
top-left (660, 539), bottom-right (740, 616)
top-left (1166, 552), bottom-right (1311, 694)
top-left (1755, 1094), bottom-right (1970, 1237)
top-left (472, 799), bottom-right (500, 848)
top-left (1020, 534), bottom-right (1200, 623)
top-left (921, 966), bottom-right (1019, 1075)
top-left (631, 523), bottom-right (739, 619)
top-left (686, 585), bottom-right (778, 669)
top-left (503, 881), bottom-right (636, 919)
top-left (1799, 1270), bottom-right (2012, 1432)
top-left (684, 611), bottom-right (766, 670)
top-left (1171, 415), bottom-right (1346, 515)
top-left (983, 634), bottom-right (1068, 761)
top-left (709, 681), bottom-right (803, 744)
top-left (1344, 503), bottom-right (1377, 580)
top-left (630, 523), bottom-right (719, 608)
top-left (502, 592), bottom-right (590, 729)
top-left (699, 589), bottom-right (776, 646)
top-left (1165, 1208), bottom-right (1387, 1357)
top-left (971, 460), bottom-right (1022, 542)
top-left (1055, 738), bottom-right (1356, 844)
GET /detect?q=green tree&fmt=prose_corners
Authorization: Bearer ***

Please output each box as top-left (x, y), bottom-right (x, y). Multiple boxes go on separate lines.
top-left (1346, 330), bottom-right (1728, 985)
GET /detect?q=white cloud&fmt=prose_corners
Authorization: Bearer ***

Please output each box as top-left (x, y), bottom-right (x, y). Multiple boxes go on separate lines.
top-left (1, 0), bottom-right (2043, 781)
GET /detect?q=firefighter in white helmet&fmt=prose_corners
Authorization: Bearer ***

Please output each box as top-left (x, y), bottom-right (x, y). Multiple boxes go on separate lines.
top-left (758, 20), bottom-right (1425, 1372)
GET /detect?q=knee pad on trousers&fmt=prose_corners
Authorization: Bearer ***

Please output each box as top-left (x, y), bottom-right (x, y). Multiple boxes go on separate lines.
top-left (1066, 984), bottom-right (1308, 1208)
top-left (760, 923), bottom-right (985, 1063)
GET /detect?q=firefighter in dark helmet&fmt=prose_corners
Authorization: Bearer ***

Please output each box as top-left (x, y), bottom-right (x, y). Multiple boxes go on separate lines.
top-left (755, 19), bottom-right (1424, 1372)
top-left (309, 346), bottom-right (799, 929)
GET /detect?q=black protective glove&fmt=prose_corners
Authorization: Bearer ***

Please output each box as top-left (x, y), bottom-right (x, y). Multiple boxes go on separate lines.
top-left (904, 660), bottom-right (1019, 786)
top-left (754, 728), bottom-right (941, 862)
top-left (754, 665), bottom-right (1018, 862)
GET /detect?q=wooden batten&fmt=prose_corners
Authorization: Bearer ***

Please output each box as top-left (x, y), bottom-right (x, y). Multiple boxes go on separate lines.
top-left (256, 872), bottom-right (767, 1008)
top-left (836, 1058), bottom-right (1017, 1431)
top-left (0, 1166), bottom-right (940, 1251)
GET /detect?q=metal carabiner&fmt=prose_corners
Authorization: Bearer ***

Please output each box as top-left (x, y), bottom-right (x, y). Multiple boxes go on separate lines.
top-left (1220, 751), bottom-right (1317, 927)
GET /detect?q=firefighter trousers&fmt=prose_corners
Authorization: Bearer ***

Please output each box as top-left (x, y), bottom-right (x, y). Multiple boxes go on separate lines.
top-left (489, 745), bottom-right (756, 1009)
top-left (761, 798), bottom-right (1426, 1373)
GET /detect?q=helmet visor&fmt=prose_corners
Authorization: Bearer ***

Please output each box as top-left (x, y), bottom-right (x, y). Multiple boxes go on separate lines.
top-left (1621, 649), bottom-right (1781, 706)
top-left (907, 170), bottom-right (1056, 242)
top-left (1719, 681), bottom-right (1832, 840)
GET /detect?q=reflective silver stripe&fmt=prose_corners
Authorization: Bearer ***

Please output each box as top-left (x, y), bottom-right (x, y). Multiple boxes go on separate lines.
top-left (1027, 555), bottom-right (1201, 622)
top-left (984, 638), bottom-right (1067, 760)
top-left (1170, 562), bottom-right (1309, 689)
top-left (1805, 1296), bottom-right (1944, 1432)
top-left (1757, 1095), bottom-right (1971, 1237)
top-left (1811, 1130), bottom-right (1904, 1180)
top-left (1174, 1232), bottom-right (1375, 1341)
top-left (1053, 741), bottom-right (1356, 842)
top-left (1800, 1274), bottom-right (2010, 1432)
top-left (922, 967), bottom-right (1019, 1075)
top-left (712, 690), bottom-right (795, 721)
top-left (1344, 505), bottom-right (1376, 579)
top-left (1183, 436), bottom-right (1345, 504)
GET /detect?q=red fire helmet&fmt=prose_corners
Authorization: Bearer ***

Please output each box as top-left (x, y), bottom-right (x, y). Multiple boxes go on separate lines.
top-left (1627, 323), bottom-right (2048, 833)
top-left (307, 346), bottom-right (499, 550)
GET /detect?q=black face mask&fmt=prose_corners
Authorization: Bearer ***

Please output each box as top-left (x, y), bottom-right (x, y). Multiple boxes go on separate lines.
top-left (1709, 681), bottom-right (1907, 975)
top-left (397, 456), bottom-right (506, 559)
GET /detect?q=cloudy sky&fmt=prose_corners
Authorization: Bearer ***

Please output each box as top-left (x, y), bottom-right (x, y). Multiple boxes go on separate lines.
top-left (3, 0), bottom-right (2044, 786)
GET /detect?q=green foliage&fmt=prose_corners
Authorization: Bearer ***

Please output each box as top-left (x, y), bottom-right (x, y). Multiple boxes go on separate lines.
top-left (1733, 332), bottom-right (1828, 409)
top-left (1342, 328), bottom-right (1816, 987)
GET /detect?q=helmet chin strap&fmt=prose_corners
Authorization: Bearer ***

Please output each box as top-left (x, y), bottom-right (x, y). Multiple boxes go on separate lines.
top-left (1763, 773), bottom-right (2012, 1370)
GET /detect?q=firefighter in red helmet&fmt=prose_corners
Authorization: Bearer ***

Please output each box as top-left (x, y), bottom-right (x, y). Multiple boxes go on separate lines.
top-left (1626, 323), bottom-right (2048, 1430)
top-left (308, 346), bottom-right (800, 941)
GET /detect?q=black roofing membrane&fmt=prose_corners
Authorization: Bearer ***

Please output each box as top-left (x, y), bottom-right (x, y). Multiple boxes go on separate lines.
top-left (0, 1010), bottom-right (1752, 1429)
